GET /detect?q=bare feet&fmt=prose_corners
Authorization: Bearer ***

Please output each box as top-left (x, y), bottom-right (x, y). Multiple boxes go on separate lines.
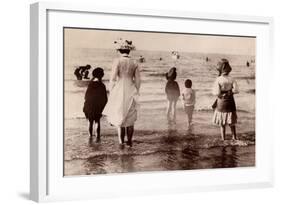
top-left (126, 141), bottom-right (133, 147)
top-left (232, 136), bottom-right (238, 140)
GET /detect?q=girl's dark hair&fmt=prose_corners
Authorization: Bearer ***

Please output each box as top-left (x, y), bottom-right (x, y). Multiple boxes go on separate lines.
top-left (166, 67), bottom-right (177, 81)
top-left (217, 58), bottom-right (232, 76)
top-left (118, 49), bottom-right (130, 54)
top-left (185, 79), bottom-right (192, 88)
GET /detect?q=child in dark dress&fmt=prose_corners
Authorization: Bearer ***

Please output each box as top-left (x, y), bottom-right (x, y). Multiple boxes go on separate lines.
top-left (83, 67), bottom-right (108, 142)
top-left (165, 67), bottom-right (180, 122)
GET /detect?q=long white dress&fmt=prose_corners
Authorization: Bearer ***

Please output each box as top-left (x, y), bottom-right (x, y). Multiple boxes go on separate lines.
top-left (103, 54), bottom-right (141, 127)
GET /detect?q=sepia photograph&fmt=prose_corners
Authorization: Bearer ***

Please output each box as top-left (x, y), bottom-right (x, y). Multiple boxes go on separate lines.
top-left (63, 28), bottom-right (256, 176)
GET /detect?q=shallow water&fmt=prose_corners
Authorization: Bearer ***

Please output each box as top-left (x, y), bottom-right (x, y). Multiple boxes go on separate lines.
top-left (64, 48), bottom-right (255, 119)
top-left (64, 108), bottom-right (255, 176)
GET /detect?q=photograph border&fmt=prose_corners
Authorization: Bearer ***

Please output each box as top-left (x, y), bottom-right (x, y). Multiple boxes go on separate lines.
top-left (30, 2), bottom-right (274, 202)
top-left (62, 26), bottom-right (257, 177)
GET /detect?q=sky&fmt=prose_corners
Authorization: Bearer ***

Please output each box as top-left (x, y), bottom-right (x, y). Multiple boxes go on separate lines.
top-left (64, 28), bottom-right (255, 55)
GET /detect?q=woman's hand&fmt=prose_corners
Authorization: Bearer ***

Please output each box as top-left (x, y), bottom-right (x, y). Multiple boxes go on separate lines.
top-left (227, 90), bottom-right (233, 95)
top-left (218, 90), bottom-right (232, 98)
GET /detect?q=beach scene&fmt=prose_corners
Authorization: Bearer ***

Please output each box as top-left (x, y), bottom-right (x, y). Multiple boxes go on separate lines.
top-left (64, 29), bottom-right (255, 176)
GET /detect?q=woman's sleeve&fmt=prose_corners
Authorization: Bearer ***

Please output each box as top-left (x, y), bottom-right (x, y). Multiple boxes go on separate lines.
top-left (109, 59), bottom-right (119, 91)
top-left (134, 64), bottom-right (141, 92)
top-left (212, 78), bottom-right (220, 96)
top-left (232, 79), bottom-right (239, 94)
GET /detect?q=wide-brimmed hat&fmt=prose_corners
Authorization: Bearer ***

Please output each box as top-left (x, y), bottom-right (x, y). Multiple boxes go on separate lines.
top-left (217, 58), bottom-right (232, 74)
top-left (114, 38), bottom-right (136, 50)
top-left (92, 67), bottom-right (104, 79)
top-left (166, 67), bottom-right (177, 80)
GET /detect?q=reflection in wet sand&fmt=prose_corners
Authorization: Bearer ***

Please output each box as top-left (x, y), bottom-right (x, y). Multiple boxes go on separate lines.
top-left (65, 121), bottom-right (255, 176)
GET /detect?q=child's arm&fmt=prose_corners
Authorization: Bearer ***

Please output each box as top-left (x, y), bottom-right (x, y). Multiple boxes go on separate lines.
top-left (212, 78), bottom-right (221, 96)
top-left (232, 79), bottom-right (239, 94)
top-left (182, 93), bottom-right (185, 101)
top-left (181, 93), bottom-right (186, 108)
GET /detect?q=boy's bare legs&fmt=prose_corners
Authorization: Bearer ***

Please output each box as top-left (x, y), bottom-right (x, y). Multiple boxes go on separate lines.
top-left (187, 106), bottom-right (194, 126)
top-left (126, 126), bottom-right (134, 147)
top-left (88, 119), bottom-right (94, 139)
top-left (172, 101), bottom-right (177, 122)
top-left (95, 120), bottom-right (101, 142)
top-left (220, 125), bottom-right (226, 140)
top-left (185, 106), bottom-right (194, 129)
top-left (230, 125), bottom-right (237, 140)
top-left (118, 127), bottom-right (126, 148)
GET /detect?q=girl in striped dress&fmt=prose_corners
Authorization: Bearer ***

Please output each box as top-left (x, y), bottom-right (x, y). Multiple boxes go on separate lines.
top-left (212, 59), bottom-right (239, 140)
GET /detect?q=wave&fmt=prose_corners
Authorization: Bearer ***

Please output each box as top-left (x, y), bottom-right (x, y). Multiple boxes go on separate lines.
top-left (65, 136), bottom-right (255, 161)
top-left (147, 72), bottom-right (166, 77)
top-left (194, 107), bottom-right (250, 113)
top-left (65, 107), bottom-right (251, 120)
top-left (236, 76), bottom-right (255, 80)
top-left (246, 89), bottom-right (255, 94)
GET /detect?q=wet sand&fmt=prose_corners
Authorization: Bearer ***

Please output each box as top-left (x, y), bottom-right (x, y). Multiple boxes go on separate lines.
top-left (64, 108), bottom-right (255, 176)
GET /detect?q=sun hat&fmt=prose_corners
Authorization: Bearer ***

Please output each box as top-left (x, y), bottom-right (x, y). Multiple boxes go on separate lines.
top-left (114, 38), bottom-right (136, 50)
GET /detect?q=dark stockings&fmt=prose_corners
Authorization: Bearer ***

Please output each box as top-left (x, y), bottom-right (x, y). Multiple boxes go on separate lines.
top-left (89, 119), bottom-right (94, 138)
top-left (126, 126), bottom-right (134, 147)
top-left (118, 127), bottom-right (126, 144)
top-left (118, 126), bottom-right (134, 147)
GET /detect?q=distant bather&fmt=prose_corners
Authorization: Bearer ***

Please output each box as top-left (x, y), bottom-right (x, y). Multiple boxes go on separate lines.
top-left (74, 64), bottom-right (91, 80)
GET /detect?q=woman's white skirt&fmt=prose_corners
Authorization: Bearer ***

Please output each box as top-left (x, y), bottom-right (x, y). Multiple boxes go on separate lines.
top-left (103, 80), bottom-right (139, 127)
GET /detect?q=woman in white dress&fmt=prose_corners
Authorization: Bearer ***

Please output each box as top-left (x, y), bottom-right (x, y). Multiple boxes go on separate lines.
top-left (103, 39), bottom-right (141, 148)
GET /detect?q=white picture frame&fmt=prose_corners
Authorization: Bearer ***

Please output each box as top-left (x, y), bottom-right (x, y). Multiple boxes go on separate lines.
top-left (30, 2), bottom-right (274, 202)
